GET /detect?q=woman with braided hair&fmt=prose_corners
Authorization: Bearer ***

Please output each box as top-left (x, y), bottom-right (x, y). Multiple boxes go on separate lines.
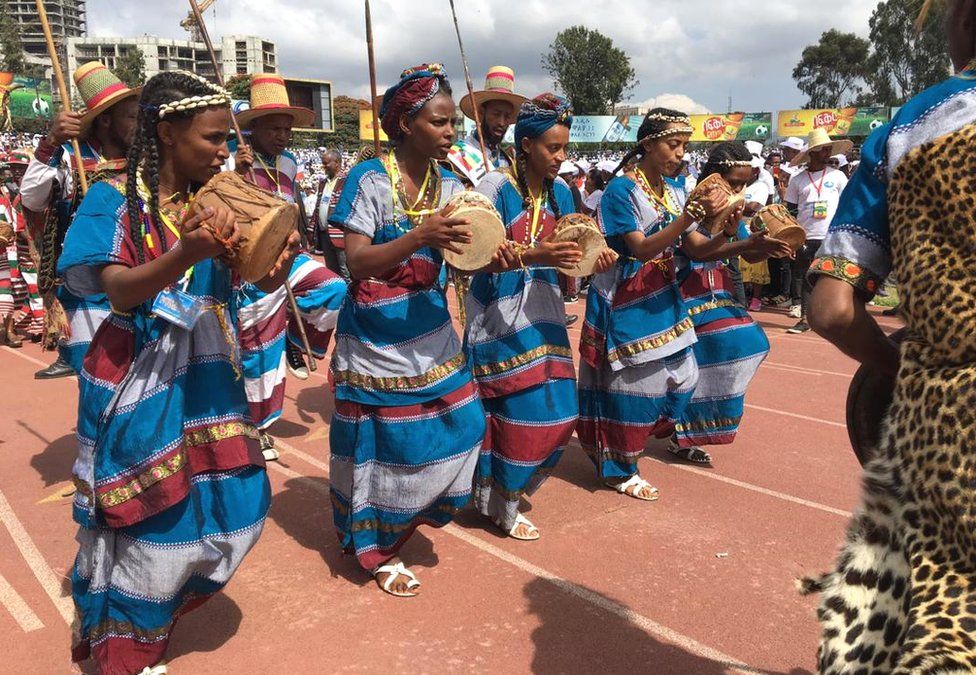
top-left (667, 141), bottom-right (791, 465)
top-left (58, 70), bottom-right (298, 673)
top-left (327, 64), bottom-right (487, 597)
top-left (464, 93), bottom-right (615, 540)
top-left (577, 109), bottom-right (731, 500)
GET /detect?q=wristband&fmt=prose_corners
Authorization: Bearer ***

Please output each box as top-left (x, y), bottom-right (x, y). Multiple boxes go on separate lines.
top-left (684, 200), bottom-right (707, 222)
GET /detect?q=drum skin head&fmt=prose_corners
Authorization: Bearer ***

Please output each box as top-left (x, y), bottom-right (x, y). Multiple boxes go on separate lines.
top-left (846, 328), bottom-right (906, 466)
top-left (441, 191), bottom-right (505, 271)
top-left (551, 214), bottom-right (604, 277)
top-left (237, 203), bottom-right (298, 282)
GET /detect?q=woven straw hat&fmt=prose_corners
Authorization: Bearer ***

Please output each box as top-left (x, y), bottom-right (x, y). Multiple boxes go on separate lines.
top-left (75, 61), bottom-right (142, 134)
top-left (236, 73), bottom-right (315, 128)
top-left (791, 128), bottom-right (853, 166)
top-left (459, 66), bottom-right (528, 121)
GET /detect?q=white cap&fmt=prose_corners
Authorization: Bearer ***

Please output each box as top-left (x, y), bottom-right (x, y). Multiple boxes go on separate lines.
top-left (750, 155), bottom-right (765, 169)
top-left (575, 159), bottom-right (591, 174)
top-left (744, 140), bottom-right (764, 157)
top-left (559, 160), bottom-right (578, 176)
top-left (780, 136), bottom-right (806, 152)
top-left (597, 159), bottom-right (617, 173)
top-left (830, 154), bottom-right (849, 168)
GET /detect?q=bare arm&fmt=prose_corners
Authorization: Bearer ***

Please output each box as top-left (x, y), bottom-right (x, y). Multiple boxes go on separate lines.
top-left (344, 205), bottom-right (471, 280)
top-left (683, 229), bottom-right (793, 263)
top-left (620, 213), bottom-right (693, 262)
top-left (808, 276), bottom-right (900, 376)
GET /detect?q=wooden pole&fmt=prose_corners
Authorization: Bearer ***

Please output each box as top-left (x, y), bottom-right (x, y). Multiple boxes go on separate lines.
top-left (448, 0), bottom-right (491, 175)
top-left (187, 0), bottom-right (317, 371)
top-left (365, 0), bottom-right (381, 156)
top-left (34, 0), bottom-right (88, 195)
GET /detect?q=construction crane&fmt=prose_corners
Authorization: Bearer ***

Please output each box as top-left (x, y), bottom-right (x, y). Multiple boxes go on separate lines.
top-left (180, 0), bottom-right (217, 42)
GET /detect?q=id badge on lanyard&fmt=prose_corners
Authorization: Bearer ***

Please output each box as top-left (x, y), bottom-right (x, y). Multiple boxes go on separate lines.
top-left (812, 200), bottom-right (829, 220)
top-left (152, 269), bottom-right (204, 330)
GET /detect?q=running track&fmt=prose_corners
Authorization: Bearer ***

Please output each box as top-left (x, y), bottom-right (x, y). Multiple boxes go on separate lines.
top-left (0, 300), bottom-right (903, 673)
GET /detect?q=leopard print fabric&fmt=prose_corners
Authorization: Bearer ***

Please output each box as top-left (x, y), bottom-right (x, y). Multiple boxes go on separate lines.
top-left (812, 121), bottom-right (976, 674)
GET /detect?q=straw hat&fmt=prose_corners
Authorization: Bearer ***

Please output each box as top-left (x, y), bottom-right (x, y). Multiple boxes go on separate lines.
top-left (236, 73), bottom-right (315, 129)
top-left (792, 128), bottom-right (853, 166)
top-left (459, 66), bottom-right (528, 121)
top-left (74, 61), bottom-right (142, 134)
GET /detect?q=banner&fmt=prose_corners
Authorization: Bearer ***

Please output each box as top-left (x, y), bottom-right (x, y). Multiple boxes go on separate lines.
top-left (463, 112), bottom-right (772, 145)
top-left (1, 73), bottom-right (54, 121)
top-left (776, 107), bottom-right (889, 138)
top-left (358, 109), bottom-right (389, 142)
top-left (688, 113), bottom-right (772, 142)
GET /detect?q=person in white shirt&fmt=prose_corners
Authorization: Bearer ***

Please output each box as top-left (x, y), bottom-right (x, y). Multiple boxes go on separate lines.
top-left (783, 129), bottom-right (851, 333)
top-left (745, 140), bottom-right (775, 196)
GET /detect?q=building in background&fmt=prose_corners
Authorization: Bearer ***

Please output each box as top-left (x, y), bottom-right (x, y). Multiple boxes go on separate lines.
top-left (283, 77), bottom-right (333, 133)
top-left (613, 103), bottom-right (643, 116)
top-left (64, 34), bottom-right (276, 100)
top-left (7, 0), bottom-right (88, 59)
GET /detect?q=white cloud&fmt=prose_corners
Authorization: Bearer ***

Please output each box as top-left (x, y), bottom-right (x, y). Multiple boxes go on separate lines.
top-left (636, 94), bottom-right (711, 115)
top-left (84, 0), bottom-right (885, 112)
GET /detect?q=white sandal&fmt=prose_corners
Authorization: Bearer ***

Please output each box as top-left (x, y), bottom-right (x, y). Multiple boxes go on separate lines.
top-left (606, 474), bottom-right (660, 501)
top-left (508, 513), bottom-right (541, 541)
top-left (371, 561), bottom-right (421, 598)
top-left (262, 447), bottom-right (280, 461)
top-left (139, 662), bottom-right (167, 675)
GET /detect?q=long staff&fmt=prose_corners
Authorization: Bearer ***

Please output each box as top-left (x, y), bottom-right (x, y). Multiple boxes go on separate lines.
top-left (187, 0), bottom-right (317, 371)
top-left (365, 0), bottom-right (381, 156)
top-left (34, 0), bottom-right (88, 195)
top-left (448, 0), bottom-right (491, 175)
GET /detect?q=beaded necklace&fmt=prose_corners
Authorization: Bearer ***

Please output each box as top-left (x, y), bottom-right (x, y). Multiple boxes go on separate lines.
top-left (633, 167), bottom-right (679, 217)
top-left (510, 161), bottom-right (548, 246)
top-left (384, 150), bottom-right (441, 233)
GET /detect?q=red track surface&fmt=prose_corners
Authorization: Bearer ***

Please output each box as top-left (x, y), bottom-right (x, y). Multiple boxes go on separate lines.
top-left (0, 301), bottom-right (902, 673)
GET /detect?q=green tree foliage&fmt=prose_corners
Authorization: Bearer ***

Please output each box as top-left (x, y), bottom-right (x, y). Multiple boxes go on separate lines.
top-left (0, 2), bottom-right (28, 74)
top-left (225, 73), bottom-right (252, 102)
top-left (792, 29), bottom-right (870, 108)
top-left (542, 26), bottom-right (637, 115)
top-left (332, 94), bottom-right (369, 150)
top-left (113, 48), bottom-right (146, 88)
top-left (865, 0), bottom-right (951, 106)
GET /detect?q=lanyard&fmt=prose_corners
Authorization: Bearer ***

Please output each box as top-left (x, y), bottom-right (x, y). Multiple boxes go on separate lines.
top-left (806, 169), bottom-right (827, 199)
top-left (255, 153), bottom-right (285, 196)
top-left (510, 161), bottom-right (548, 245)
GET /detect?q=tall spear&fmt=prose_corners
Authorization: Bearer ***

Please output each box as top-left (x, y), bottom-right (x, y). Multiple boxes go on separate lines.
top-left (187, 0), bottom-right (317, 371)
top-left (365, 0), bottom-right (381, 156)
top-left (34, 0), bottom-right (88, 195)
top-left (448, 0), bottom-right (491, 175)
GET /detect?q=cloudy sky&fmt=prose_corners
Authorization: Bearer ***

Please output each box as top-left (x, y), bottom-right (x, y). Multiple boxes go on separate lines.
top-left (85, 0), bottom-right (883, 113)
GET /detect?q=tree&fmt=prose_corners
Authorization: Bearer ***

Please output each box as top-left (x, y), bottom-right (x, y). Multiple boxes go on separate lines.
top-left (864, 0), bottom-right (951, 106)
top-left (114, 48), bottom-right (146, 88)
top-left (0, 2), bottom-right (28, 74)
top-left (542, 26), bottom-right (637, 115)
top-left (332, 94), bottom-right (369, 150)
top-left (792, 29), bottom-right (869, 108)
top-left (225, 73), bottom-right (252, 102)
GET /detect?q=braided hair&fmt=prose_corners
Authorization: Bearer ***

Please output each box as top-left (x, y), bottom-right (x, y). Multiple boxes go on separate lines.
top-left (124, 71), bottom-right (229, 264)
top-left (611, 108), bottom-right (689, 176)
top-left (513, 93), bottom-right (573, 221)
top-left (697, 141), bottom-right (753, 182)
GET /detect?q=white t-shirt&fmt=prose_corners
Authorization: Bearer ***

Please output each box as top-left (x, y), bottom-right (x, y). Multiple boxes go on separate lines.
top-left (784, 168), bottom-right (848, 239)
top-left (757, 167), bottom-right (775, 196)
top-left (582, 188), bottom-right (603, 213)
top-left (744, 180), bottom-right (771, 208)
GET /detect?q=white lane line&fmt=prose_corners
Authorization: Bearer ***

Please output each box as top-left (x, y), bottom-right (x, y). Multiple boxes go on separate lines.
top-left (762, 362), bottom-right (853, 378)
top-left (263, 461), bottom-right (759, 674)
top-left (0, 489), bottom-right (74, 624)
top-left (744, 404), bottom-right (846, 428)
top-left (646, 458), bottom-right (854, 519)
top-left (1, 347), bottom-right (56, 370)
top-left (272, 437), bottom-right (330, 473)
top-left (0, 570), bottom-right (44, 632)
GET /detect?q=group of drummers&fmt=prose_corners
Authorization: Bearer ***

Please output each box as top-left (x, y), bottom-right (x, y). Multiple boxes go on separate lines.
top-left (24, 59), bottom-right (807, 673)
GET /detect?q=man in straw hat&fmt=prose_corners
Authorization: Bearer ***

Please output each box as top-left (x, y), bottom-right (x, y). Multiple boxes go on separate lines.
top-left (230, 72), bottom-right (346, 461)
top-left (447, 66), bottom-right (526, 186)
top-left (804, 1), bottom-right (976, 671)
top-left (782, 127), bottom-right (851, 333)
top-left (20, 60), bottom-right (141, 379)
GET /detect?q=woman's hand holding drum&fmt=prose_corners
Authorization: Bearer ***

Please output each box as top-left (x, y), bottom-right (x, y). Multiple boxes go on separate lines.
top-left (180, 205), bottom-right (242, 263)
top-left (411, 203), bottom-right (472, 255)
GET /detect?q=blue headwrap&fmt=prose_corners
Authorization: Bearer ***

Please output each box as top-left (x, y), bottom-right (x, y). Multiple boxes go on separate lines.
top-left (379, 63), bottom-right (450, 141)
top-left (514, 93), bottom-right (573, 148)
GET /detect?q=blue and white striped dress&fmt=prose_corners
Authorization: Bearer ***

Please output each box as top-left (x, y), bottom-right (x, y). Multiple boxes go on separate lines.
top-left (58, 179), bottom-right (268, 672)
top-left (327, 158), bottom-right (485, 570)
